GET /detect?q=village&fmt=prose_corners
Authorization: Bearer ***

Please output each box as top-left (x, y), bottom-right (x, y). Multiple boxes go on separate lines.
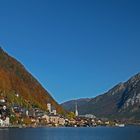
top-left (0, 93), bottom-right (126, 128)
top-left (0, 93), bottom-right (66, 127)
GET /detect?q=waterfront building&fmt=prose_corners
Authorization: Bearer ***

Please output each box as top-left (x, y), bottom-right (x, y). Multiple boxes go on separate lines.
top-left (42, 114), bottom-right (49, 122)
top-left (49, 115), bottom-right (65, 126)
top-left (3, 117), bottom-right (10, 126)
top-left (79, 114), bottom-right (96, 119)
top-left (0, 119), bottom-right (3, 126)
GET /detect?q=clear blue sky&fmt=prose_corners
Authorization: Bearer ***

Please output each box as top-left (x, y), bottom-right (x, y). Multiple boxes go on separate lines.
top-left (0, 0), bottom-right (140, 103)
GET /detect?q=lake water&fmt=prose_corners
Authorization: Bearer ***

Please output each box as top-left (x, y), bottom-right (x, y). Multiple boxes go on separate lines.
top-left (0, 126), bottom-right (140, 140)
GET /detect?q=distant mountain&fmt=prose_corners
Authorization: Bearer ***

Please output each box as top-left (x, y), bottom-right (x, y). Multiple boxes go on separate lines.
top-left (0, 47), bottom-right (65, 114)
top-left (61, 73), bottom-right (140, 121)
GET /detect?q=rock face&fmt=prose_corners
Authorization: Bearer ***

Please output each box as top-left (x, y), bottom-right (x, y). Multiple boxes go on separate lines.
top-left (61, 73), bottom-right (140, 120)
top-left (0, 47), bottom-right (65, 114)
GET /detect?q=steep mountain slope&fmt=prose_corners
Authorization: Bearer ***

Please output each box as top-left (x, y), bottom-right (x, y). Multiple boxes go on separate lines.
top-left (61, 73), bottom-right (140, 120)
top-left (0, 47), bottom-right (65, 114)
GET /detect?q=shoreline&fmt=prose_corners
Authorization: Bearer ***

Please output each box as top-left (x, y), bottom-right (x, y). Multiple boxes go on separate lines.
top-left (0, 124), bottom-right (140, 129)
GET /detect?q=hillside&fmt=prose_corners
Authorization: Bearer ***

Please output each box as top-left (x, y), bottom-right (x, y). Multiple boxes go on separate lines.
top-left (0, 47), bottom-right (65, 114)
top-left (61, 73), bottom-right (140, 121)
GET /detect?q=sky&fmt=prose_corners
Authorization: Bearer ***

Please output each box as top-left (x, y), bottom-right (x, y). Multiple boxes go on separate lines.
top-left (0, 0), bottom-right (140, 103)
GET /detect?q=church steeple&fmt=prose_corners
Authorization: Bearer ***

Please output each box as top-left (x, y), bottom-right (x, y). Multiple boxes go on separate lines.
top-left (75, 102), bottom-right (78, 117)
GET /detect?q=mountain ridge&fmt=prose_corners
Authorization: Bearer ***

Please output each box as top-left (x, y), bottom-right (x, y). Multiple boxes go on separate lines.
top-left (0, 47), bottom-right (65, 114)
top-left (61, 72), bottom-right (140, 121)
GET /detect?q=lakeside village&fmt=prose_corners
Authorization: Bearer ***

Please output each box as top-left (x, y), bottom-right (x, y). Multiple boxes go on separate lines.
top-left (0, 94), bottom-right (125, 128)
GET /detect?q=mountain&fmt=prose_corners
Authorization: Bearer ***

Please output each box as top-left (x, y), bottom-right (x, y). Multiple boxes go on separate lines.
top-left (61, 73), bottom-right (140, 121)
top-left (0, 47), bottom-right (65, 114)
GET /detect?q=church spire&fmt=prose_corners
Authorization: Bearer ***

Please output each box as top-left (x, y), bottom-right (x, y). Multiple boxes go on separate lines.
top-left (75, 102), bottom-right (78, 117)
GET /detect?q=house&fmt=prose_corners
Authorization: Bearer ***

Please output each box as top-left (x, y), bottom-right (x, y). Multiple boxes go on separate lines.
top-left (42, 114), bottom-right (49, 123)
top-left (49, 115), bottom-right (65, 126)
top-left (3, 117), bottom-right (10, 126)
top-left (0, 117), bottom-right (10, 127)
top-left (51, 107), bottom-right (57, 115)
top-left (0, 99), bottom-right (6, 103)
top-left (0, 119), bottom-right (3, 126)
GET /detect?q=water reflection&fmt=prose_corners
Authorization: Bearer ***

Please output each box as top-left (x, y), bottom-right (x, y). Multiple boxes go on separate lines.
top-left (0, 127), bottom-right (140, 140)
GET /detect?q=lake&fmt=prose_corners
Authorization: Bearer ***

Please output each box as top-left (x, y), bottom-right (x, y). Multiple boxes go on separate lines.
top-left (0, 126), bottom-right (140, 140)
